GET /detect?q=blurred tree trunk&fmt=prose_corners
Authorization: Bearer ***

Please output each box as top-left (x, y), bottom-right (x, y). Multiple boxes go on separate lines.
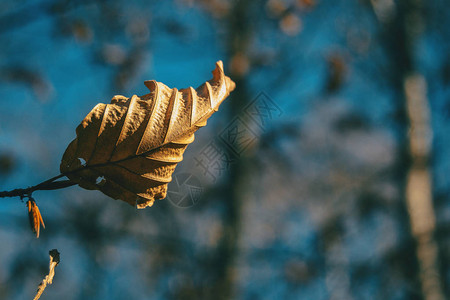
top-left (371, 0), bottom-right (445, 299)
top-left (405, 73), bottom-right (444, 300)
top-left (207, 1), bottom-right (252, 299)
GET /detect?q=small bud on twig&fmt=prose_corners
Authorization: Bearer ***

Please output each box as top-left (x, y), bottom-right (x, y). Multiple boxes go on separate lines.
top-left (27, 198), bottom-right (45, 238)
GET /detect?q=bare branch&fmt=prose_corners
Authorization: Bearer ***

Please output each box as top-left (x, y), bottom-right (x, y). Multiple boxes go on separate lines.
top-left (33, 249), bottom-right (60, 300)
top-left (0, 173), bottom-right (74, 199)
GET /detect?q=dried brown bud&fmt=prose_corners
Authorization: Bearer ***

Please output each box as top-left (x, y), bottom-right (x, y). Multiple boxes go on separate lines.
top-left (27, 199), bottom-right (45, 238)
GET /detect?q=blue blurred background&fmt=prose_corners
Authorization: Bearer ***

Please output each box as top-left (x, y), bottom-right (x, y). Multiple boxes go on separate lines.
top-left (1, 0), bottom-right (450, 299)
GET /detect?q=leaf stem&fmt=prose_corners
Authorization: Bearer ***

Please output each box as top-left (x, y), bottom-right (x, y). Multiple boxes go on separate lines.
top-left (0, 174), bottom-right (76, 199)
top-left (0, 149), bottom-right (166, 199)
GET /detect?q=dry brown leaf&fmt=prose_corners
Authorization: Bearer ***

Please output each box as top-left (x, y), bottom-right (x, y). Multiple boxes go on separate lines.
top-left (60, 61), bottom-right (235, 208)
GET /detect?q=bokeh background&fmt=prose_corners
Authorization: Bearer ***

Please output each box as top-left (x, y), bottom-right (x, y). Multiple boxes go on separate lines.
top-left (1, 0), bottom-right (449, 299)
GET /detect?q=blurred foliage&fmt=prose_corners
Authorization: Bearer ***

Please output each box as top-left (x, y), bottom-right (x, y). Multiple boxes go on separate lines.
top-left (0, 0), bottom-right (450, 299)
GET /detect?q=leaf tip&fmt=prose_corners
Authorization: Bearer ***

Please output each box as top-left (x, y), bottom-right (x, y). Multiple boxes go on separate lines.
top-left (144, 80), bottom-right (158, 92)
top-left (212, 60), bottom-right (236, 93)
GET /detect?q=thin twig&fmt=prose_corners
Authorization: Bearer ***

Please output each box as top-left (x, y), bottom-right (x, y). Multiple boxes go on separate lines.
top-left (0, 151), bottom-right (156, 199)
top-left (0, 178), bottom-right (76, 198)
top-left (33, 249), bottom-right (60, 300)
